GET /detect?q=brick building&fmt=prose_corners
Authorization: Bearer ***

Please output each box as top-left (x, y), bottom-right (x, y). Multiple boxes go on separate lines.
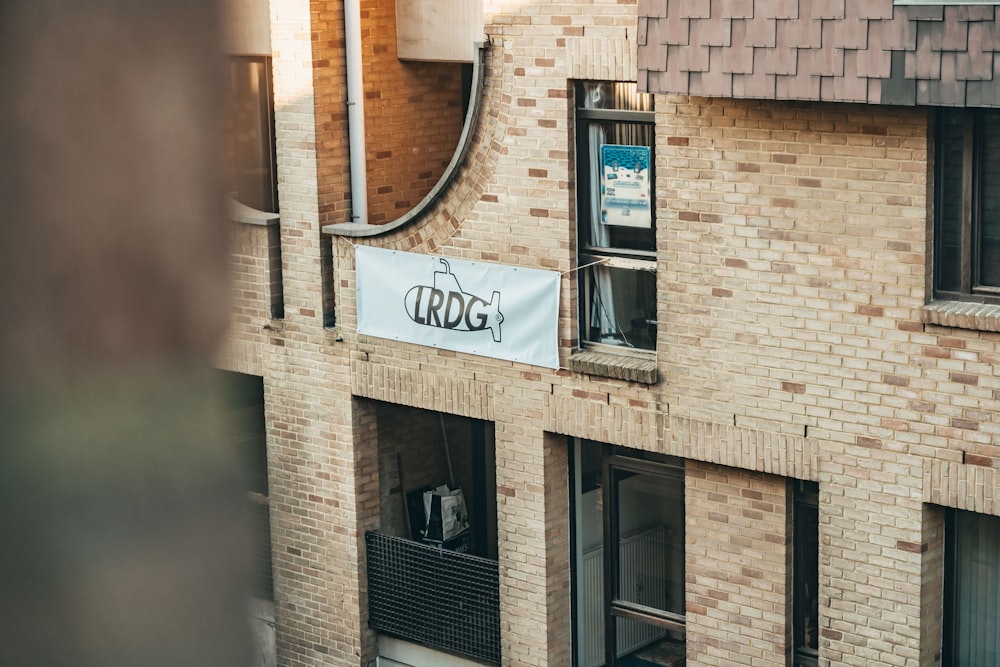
top-left (219, 0), bottom-right (1000, 665)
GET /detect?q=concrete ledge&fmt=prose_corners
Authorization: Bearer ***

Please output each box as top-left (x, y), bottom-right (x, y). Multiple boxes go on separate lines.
top-left (228, 195), bottom-right (280, 226)
top-left (922, 300), bottom-right (1000, 333)
top-left (569, 349), bottom-right (658, 384)
top-left (377, 636), bottom-right (490, 667)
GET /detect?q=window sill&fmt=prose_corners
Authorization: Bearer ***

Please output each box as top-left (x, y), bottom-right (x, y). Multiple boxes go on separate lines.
top-left (228, 195), bottom-right (279, 226)
top-left (922, 300), bottom-right (1000, 333)
top-left (569, 348), bottom-right (658, 384)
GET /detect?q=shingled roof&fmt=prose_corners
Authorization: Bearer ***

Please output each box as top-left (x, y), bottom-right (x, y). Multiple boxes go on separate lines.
top-left (638, 0), bottom-right (1000, 107)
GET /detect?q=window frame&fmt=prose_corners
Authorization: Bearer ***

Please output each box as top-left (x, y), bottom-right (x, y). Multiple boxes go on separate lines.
top-left (575, 82), bottom-right (657, 354)
top-left (603, 454), bottom-right (687, 660)
top-left (570, 441), bottom-right (685, 667)
top-left (933, 107), bottom-right (1000, 305)
top-left (229, 55), bottom-right (279, 214)
top-left (792, 480), bottom-right (820, 667)
top-left (219, 370), bottom-right (274, 602)
top-left (942, 508), bottom-right (1000, 666)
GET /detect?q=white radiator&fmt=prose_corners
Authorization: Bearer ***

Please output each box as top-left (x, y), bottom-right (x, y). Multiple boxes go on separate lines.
top-left (580, 524), bottom-right (669, 667)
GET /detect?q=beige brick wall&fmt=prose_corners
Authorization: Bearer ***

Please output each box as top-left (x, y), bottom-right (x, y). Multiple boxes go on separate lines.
top-left (494, 395), bottom-right (571, 667)
top-left (656, 98), bottom-right (932, 435)
top-left (264, 353), bottom-right (379, 666)
top-left (263, 3), bottom-right (383, 666)
top-left (656, 97), bottom-right (998, 665)
top-left (685, 462), bottom-right (790, 666)
top-left (920, 506), bottom-right (945, 667)
top-left (218, 219), bottom-right (281, 376)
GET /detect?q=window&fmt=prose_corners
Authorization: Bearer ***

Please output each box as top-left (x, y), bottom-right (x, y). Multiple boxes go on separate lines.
top-left (228, 56), bottom-right (278, 214)
top-left (934, 108), bottom-right (1000, 304)
top-left (576, 82), bottom-right (656, 352)
top-left (220, 370), bottom-right (273, 601)
top-left (793, 481), bottom-right (819, 667)
top-left (944, 509), bottom-right (1000, 665)
top-left (571, 441), bottom-right (685, 667)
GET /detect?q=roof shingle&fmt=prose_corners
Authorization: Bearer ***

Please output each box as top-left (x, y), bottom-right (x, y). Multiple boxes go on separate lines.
top-left (639, 0), bottom-right (1000, 107)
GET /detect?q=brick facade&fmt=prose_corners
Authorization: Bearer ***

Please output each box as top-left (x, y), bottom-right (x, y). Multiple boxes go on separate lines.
top-left (219, 0), bottom-right (1000, 665)
top-left (685, 463), bottom-right (790, 666)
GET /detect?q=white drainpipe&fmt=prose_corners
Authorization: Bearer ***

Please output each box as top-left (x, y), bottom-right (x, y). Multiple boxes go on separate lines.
top-left (344, 0), bottom-right (368, 223)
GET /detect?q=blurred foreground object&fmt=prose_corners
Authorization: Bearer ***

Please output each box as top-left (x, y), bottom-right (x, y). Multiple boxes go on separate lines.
top-left (0, 2), bottom-right (250, 665)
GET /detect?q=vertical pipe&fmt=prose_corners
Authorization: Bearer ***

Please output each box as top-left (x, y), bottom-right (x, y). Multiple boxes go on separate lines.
top-left (343, 0), bottom-right (368, 223)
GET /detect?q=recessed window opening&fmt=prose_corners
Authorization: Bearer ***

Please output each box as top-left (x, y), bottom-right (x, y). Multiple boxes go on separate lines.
top-left (229, 56), bottom-right (278, 214)
top-left (793, 481), bottom-right (819, 667)
top-left (571, 440), bottom-right (685, 667)
top-left (576, 82), bottom-right (656, 352)
top-left (943, 508), bottom-right (1000, 665)
top-left (218, 370), bottom-right (272, 601)
top-left (934, 108), bottom-right (1000, 304)
top-left (366, 404), bottom-right (500, 664)
top-left (375, 404), bottom-right (497, 557)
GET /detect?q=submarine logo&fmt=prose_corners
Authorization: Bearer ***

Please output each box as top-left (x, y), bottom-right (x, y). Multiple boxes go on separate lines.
top-left (404, 259), bottom-right (504, 343)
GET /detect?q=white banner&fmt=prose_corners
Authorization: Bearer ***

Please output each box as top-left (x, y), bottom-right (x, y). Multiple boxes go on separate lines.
top-left (355, 246), bottom-right (560, 369)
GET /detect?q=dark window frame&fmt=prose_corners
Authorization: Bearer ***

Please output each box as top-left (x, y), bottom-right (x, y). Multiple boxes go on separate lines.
top-left (575, 81), bottom-right (657, 353)
top-left (793, 480), bottom-right (819, 667)
top-left (942, 507), bottom-right (1000, 666)
top-left (602, 454), bottom-right (687, 663)
top-left (933, 108), bottom-right (1000, 304)
top-left (569, 441), bottom-right (685, 667)
top-left (943, 507), bottom-right (958, 666)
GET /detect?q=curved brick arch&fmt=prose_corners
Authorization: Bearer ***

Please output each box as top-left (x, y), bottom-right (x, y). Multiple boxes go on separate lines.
top-left (388, 39), bottom-right (511, 254)
top-left (327, 36), bottom-right (514, 256)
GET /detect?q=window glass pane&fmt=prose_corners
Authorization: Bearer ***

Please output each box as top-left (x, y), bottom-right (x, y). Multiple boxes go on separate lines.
top-left (221, 371), bottom-right (268, 495)
top-left (218, 370), bottom-right (272, 600)
top-left (794, 483), bottom-right (819, 665)
top-left (978, 112), bottom-right (1000, 288)
top-left (577, 81), bottom-right (655, 254)
top-left (583, 265), bottom-right (656, 350)
top-left (612, 466), bottom-right (685, 665)
top-left (580, 119), bottom-right (655, 253)
top-left (230, 58), bottom-right (278, 213)
top-left (614, 616), bottom-right (685, 665)
top-left (951, 511), bottom-right (1000, 665)
top-left (573, 441), bottom-right (605, 667)
top-left (577, 81), bottom-right (657, 353)
top-left (937, 109), bottom-right (965, 293)
top-left (579, 81), bottom-right (652, 112)
top-left (612, 468), bottom-right (684, 616)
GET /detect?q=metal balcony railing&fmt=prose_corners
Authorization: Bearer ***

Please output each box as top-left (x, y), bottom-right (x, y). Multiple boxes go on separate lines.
top-left (365, 530), bottom-right (500, 665)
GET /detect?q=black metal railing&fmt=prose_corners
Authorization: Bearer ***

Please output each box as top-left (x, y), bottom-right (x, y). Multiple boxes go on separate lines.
top-left (365, 530), bottom-right (500, 665)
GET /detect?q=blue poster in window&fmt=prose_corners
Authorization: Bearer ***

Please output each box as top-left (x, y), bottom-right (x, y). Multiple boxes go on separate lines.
top-left (600, 144), bottom-right (651, 228)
